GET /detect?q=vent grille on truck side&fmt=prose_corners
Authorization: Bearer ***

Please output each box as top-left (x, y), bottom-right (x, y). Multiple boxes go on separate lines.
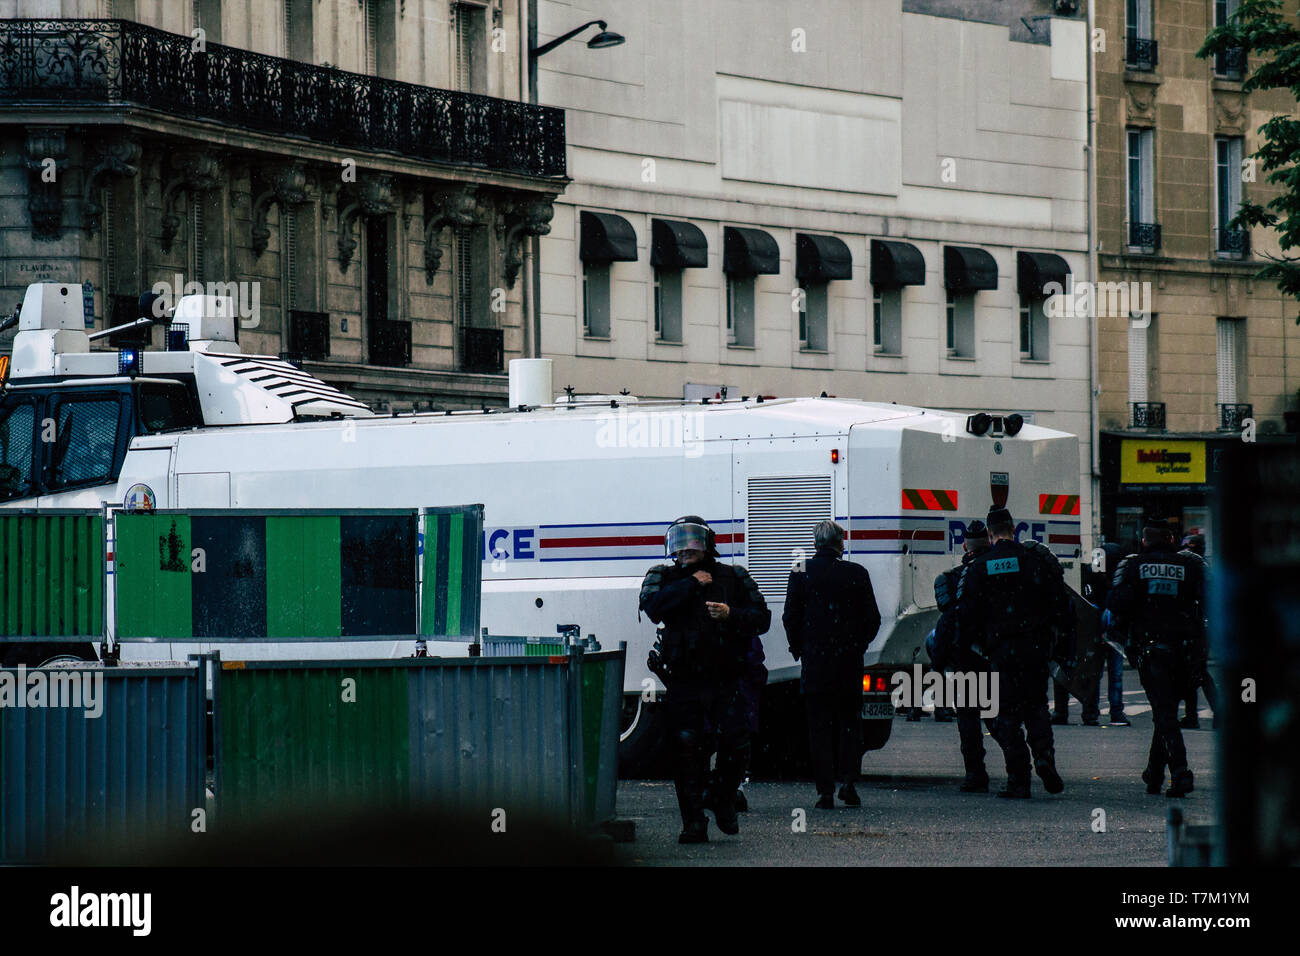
top-left (745, 474), bottom-right (834, 599)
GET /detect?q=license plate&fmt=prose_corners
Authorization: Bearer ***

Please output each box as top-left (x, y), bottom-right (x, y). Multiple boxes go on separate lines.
top-left (861, 701), bottom-right (894, 719)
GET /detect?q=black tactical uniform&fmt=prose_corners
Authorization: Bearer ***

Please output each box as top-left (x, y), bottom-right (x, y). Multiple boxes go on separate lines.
top-left (929, 530), bottom-right (997, 792)
top-left (955, 512), bottom-right (1073, 798)
top-left (1177, 536), bottom-right (1216, 728)
top-left (639, 518), bottom-right (770, 842)
top-left (1104, 525), bottom-right (1206, 797)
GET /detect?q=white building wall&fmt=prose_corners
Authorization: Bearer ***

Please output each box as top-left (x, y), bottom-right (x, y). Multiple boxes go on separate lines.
top-left (538, 0), bottom-right (1093, 546)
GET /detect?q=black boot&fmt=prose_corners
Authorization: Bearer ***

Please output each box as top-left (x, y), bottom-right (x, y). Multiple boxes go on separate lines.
top-left (709, 791), bottom-right (740, 835)
top-left (1166, 768), bottom-right (1194, 798)
top-left (960, 769), bottom-right (990, 793)
top-left (1142, 767), bottom-right (1163, 795)
top-left (734, 788), bottom-right (748, 813)
top-left (1035, 756), bottom-right (1065, 794)
top-left (837, 782), bottom-right (861, 806)
top-left (934, 707), bottom-right (955, 722)
top-left (998, 774), bottom-right (1032, 799)
top-left (678, 818), bottom-right (708, 844)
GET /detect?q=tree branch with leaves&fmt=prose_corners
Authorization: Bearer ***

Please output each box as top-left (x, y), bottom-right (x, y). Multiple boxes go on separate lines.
top-left (1199, 0), bottom-right (1300, 319)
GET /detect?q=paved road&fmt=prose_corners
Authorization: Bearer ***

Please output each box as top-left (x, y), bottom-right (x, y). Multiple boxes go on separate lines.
top-left (613, 691), bottom-right (1217, 866)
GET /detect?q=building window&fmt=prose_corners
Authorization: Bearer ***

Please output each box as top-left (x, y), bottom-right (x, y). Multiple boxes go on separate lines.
top-left (1214, 0), bottom-right (1246, 78)
top-left (1128, 315), bottom-right (1150, 403)
top-left (455, 224), bottom-right (474, 330)
top-left (454, 2), bottom-right (487, 93)
top-left (1127, 127), bottom-right (1159, 252)
top-left (1215, 136), bottom-right (1247, 257)
top-left (800, 283), bottom-right (828, 351)
top-left (946, 292), bottom-right (974, 357)
top-left (654, 268), bottom-right (683, 343)
top-left (1018, 295), bottom-right (1049, 361)
top-left (726, 275), bottom-right (755, 347)
top-left (583, 261), bottom-right (611, 338)
top-left (873, 288), bottom-right (902, 355)
top-left (1216, 317), bottom-right (1243, 405)
top-left (282, 0), bottom-right (313, 61)
top-left (194, 0), bottom-right (221, 44)
top-left (1125, 0), bottom-right (1157, 71)
top-left (189, 197), bottom-right (205, 283)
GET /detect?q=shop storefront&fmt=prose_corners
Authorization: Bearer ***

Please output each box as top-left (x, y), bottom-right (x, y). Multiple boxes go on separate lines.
top-left (1098, 433), bottom-right (1229, 554)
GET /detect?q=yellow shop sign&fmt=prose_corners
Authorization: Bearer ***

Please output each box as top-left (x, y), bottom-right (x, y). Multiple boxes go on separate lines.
top-left (1120, 440), bottom-right (1206, 484)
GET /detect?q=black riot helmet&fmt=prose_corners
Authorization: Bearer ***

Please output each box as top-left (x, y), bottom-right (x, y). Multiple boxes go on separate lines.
top-left (665, 515), bottom-right (717, 559)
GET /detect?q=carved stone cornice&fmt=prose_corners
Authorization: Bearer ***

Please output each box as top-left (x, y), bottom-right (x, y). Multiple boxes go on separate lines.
top-left (82, 134), bottom-right (142, 235)
top-left (421, 184), bottom-right (479, 283)
top-left (25, 127), bottom-right (67, 241)
top-left (336, 173), bottom-right (397, 272)
top-left (160, 149), bottom-right (223, 253)
top-left (1126, 84), bottom-right (1157, 126)
top-left (1215, 92), bottom-right (1246, 136)
top-left (501, 194), bottom-right (556, 289)
top-left (250, 161), bottom-right (310, 256)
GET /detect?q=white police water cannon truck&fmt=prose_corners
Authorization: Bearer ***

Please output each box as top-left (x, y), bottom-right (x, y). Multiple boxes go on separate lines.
top-left (0, 281), bottom-right (1085, 770)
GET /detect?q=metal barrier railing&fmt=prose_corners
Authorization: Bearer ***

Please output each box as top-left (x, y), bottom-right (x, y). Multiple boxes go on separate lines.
top-left (0, 642), bottom-right (625, 862)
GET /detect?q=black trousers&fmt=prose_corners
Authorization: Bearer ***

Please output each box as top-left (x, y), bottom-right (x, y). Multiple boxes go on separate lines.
top-left (992, 658), bottom-right (1055, 780)
top-left (804, 686), bottom-right (863, 795)
top-left (1140, 650), bottom-right (1189, 776)
top-left (665, 677), bottom-right (750, 826)
top-left (956, 703), bottom-right (999, 776)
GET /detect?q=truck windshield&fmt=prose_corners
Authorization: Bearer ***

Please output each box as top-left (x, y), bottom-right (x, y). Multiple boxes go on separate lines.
top-left (0, 398), bottom-right (36, 501)
top-left (137, 383), bottom-right (201, 432)
top-left (48, 396), bottom-right (121, 490)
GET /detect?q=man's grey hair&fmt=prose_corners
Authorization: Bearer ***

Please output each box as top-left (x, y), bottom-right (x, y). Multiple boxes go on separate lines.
top-left (814, 519), bottom-right (846, 550)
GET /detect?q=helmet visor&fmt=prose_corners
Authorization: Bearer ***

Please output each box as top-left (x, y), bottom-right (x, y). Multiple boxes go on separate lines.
top-left (666, 522), bottom-right (710, 556)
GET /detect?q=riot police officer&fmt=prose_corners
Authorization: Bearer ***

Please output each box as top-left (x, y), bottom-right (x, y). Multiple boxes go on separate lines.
top-left (1104, 519), bottom-right (1206, 797)
top-left (927, 520), bottom-right (998, 792)
top-left (955, 507), bottom-right (1074, 798)
top-left (1177, 533), bottom-right (1216, 728)
top-left (639, 516), bottom-right (771, 843)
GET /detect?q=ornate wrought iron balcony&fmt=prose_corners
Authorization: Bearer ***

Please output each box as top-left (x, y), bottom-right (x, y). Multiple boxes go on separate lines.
top-left (1215, 226), bottom-right (1250, 259)
top-left (1127, 221), bottom-right (1162, 253)
top-left (1130, 402), bottom-right (1166, 430)
top-left (1125, 36), bottom-right (1158, 71)
top-left (1215, 47), bottom-right (1246, 80)
top-left (1218, 403), bottom-right (1252, 431)
top-left (0, 19), bottom-right (566, 179)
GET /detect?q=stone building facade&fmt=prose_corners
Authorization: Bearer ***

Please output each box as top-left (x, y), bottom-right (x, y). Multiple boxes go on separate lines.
top-left (1, 0), bottom-right (568, 408)
top-left (535, 0), bottom-right (1098, 546)
top-left (1094, 0), bottom-right (1300, 550)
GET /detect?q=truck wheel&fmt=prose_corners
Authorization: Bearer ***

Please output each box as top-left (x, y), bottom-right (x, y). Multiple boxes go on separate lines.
top-left (618, 695), bottom-right (672, 779)
top-left (861, 717), bottom-right (893, 752)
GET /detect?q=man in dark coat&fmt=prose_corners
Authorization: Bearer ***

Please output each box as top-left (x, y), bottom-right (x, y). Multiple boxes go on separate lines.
top-left (782, 520), bottom-right (882, 808)
top-left (639, 516), bottom-right (771, 844)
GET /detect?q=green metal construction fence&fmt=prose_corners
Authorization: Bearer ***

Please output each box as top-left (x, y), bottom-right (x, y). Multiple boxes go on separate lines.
top-left (0, 506), bottom-right (481, 644)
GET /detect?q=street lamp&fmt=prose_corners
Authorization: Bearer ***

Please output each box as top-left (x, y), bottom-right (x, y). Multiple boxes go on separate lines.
top-left (530, 19), bottom-right (625, 59)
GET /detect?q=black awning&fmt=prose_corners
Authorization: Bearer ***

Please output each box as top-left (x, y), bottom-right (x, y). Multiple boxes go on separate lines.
top-left (1017, 251), bottom-right (1071, 297)
top-left (651, 218), bottom-right (708, 269)
top-left (795, 233), bottom-right (852, 282)
top-left (870, 239), bottom-right (925, 288)
top-left (723, 226), bottom-right (780, 275)
top-left (580, 211), bottom-right (638, 263)
top-left (943, 245), bottom-right (998, 293)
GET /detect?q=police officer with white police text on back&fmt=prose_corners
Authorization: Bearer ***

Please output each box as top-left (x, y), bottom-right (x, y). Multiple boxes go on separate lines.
top-left (1103, 518), bottom-right (1206, 798)
top-left (955, 506), bottom-right (1073, 798)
